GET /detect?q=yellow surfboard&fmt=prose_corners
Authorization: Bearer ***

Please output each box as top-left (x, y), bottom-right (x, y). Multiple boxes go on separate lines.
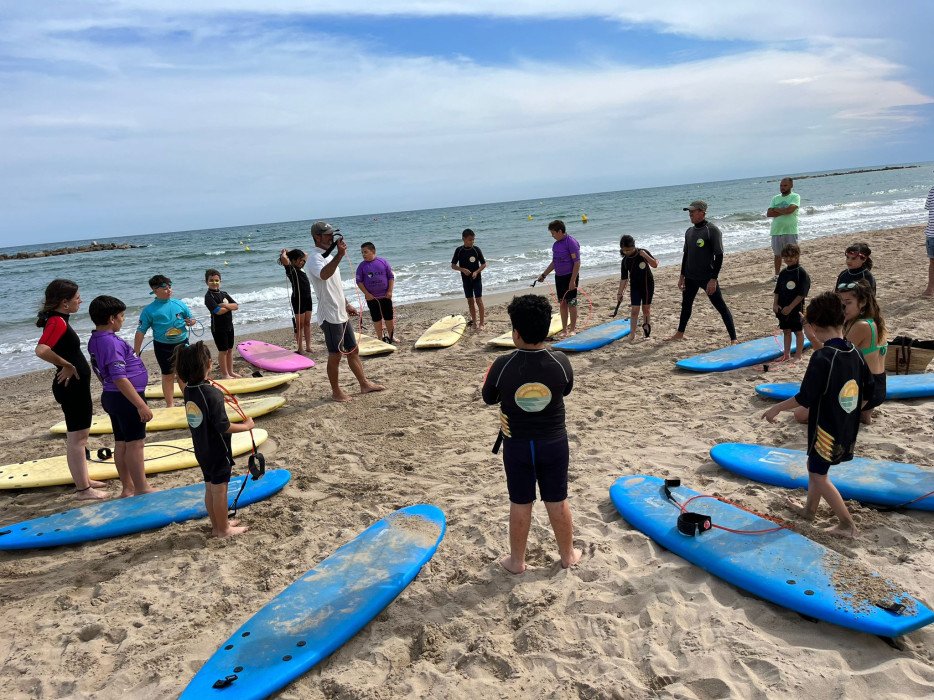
top-left (50, 396), bottom-right (286, 435)
top-left (357, 334), bottom-right (397, 357)
top-left (144, 373), bottom-right (299, 398)
top-left (414, 315), bottom-right (468, 349)
top-left (487, 314), bottom-right (565, 348)
top-left (0, 430), bottom-right (269, 489)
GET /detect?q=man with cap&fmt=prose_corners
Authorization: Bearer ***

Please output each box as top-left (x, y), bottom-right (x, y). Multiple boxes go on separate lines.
top-left (665, 201), bottom-right (738, 344)
top-left (306, 221), bottom-right (385, 402)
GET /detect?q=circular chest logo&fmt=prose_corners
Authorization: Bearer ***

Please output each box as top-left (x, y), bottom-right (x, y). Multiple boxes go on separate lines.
top-left (185, 401), bottom-right (204, 428)
top-left (786, 281), bottom-right (796, 290)
top-left (639, 261), bottom-right (646, 269)
top-left (514, 383), bottom-right (552, 413)
top-left (838, 379), bottom-right (859, 413)
top-left (469, 256), bottom-right (476, 263)
top-left (696, 238), bottom-right (705, 248)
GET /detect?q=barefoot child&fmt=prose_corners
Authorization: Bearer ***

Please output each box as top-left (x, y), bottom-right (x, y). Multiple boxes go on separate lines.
top-left (87, 295), bottom-right (155, 498)
top-left (204, 269), bottom-right (240, 379)
top-left (355, 242), bottom-right (396, 343)
top-left (772, 243), bottom-right (810, 361)
top-left (482, 294), bottom-right (582, 573)
top-left (278, 248), bottom-right (314, 353)
top-left (617, 235), bottom-right (658, 341)
top-left (133, 275), bottom-right (195, 408)
top-left (762, 292), bottom-right (874, 538)
top-left (174, 341), bottom-right (254, 538)
top-left (451, 228), bottom-right (486, 330)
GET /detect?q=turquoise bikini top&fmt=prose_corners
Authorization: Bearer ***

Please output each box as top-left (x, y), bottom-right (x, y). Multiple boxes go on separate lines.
top-left (859, 318), bottom-right (888, 357)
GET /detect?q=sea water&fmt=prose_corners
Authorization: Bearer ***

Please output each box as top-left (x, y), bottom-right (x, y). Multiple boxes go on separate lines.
top-left (2, 163), bottom-right (930, 378)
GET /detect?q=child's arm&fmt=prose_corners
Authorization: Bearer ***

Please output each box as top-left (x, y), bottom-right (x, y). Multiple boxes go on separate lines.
top-left (762, 396), bottom-right (800, 422)
top-left (617, 279), bottom-right (628, 301)
top-left (538, 261), bottom-right (555, 282)
top-left (226, 416), bottom-right (255, 433)
top-left (772, 293), bottom-right (781, 314)
top-left (114, 377), bottom-right (153, 422)
top-left (279, 249), bottom-right (290, 267)
top-left (357, 281), bottom-right (374, 301)
top-left (221, 293), bottom-right (238, 313)
top-left (640, 249), bottom-right (659, 268)
top-left (387, 276), bottom-right (395, 299)
top-left (782, 295), bottom-right (805, 315)
top-left (474, 249), bottom-right (487, 278)
top-left (481, 358), bottom-right (503, 405)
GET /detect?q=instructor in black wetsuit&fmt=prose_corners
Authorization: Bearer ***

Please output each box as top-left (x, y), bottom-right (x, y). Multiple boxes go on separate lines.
top-left (665, 200), bottom-right (738, 344)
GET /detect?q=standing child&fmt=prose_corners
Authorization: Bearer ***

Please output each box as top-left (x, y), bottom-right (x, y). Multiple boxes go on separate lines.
top-left (174, 342), bottom-right (254, 538)
top-left (355, 242), bottom-right (396, 343)
top-left (482, 294), bottom-right (581, 573)
top-left (133, 274), bottom-right (195, 408)
top-left (451, 228), bottom-right (486, 330)
top-left (836, 243), bottom-right (876, 293)
top-left (763, 292), bottom-right (874, 538)
top-left (279, 249), bottom-right (314, 353)
top-left (772, 243), bottom-right (811, 361)
top-left (204, 269), bottom-right (240, 379)
top-left (617, 235), bottom-right (658, 341)
top-left (88, 295), bottom-right (155, 498)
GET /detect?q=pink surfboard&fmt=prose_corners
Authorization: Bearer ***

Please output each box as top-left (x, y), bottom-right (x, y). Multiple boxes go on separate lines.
top-left (237, 340), bottom-right (315, 373)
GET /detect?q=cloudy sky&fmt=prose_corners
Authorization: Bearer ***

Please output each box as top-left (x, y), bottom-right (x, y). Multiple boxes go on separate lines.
top-left (2, 1), bottom-right (932, 246)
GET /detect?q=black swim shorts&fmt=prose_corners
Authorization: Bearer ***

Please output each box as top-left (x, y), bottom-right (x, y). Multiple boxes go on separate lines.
top-left (52, 374), bottom-right (93, 432)
top-left (366, 297), bottom-right (394, 323)
top-left (211, 327), bottom-right (235, 352)
top-left (153, 340), bottom-right (187, 375)
top-left (101, 390), bottom-right (147, 442)
top-left (555, 274), bottom-right (579, 306)
top-left (462, 275), bottom-right (483, 299)
top-left (776, 310), bottom-right (803, 332)
top-left (630, 278), bottom-right (655, 307)
top-left (502, 435), bottom-right (570, 504)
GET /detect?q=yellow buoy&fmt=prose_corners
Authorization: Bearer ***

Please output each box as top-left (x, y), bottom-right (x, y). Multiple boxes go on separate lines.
top-left (244, 246), bottom-right (251, 252)
top-left (527, 214), bottom-right (533, 220)
top-left (581, 214), bottom-right (588, 223)
top-left (224, 260), bottom-right (229, 265)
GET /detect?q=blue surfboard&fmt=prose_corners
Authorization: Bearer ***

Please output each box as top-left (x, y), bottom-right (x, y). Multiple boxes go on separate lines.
top-left (609, 475), bottom-right (934, 637)
top-left (756, 373), bottom-right (934, 401)
top-left (552, 319), bottom-right (631, 352)
top-left (676, 335), bottom-right (811, 372)
top-left (710, 443), bottom-right (933, 511)
top-left (0, 470), bottom-right (291, 550)
top-left (181, 504), bottom-right (446, 700)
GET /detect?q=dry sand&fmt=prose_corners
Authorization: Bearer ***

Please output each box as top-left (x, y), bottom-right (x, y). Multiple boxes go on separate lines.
top-left (0, 226), bottom-right (932, 699)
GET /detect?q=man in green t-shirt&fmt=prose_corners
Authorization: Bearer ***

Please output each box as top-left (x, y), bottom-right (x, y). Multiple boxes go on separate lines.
top-left (767, 177), bottom-right (800, 278)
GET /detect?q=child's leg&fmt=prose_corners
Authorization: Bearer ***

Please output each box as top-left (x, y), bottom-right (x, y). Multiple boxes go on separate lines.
top-left (568, 301), bottom-right (578, 333)
top-left (374, 319), bottom-right (385, 339)
top-left (543, 500), bottom-right (582, 568)
top-left (476, 299), bottom-right (485, 329)
top-left (811, 474), bottom-right (857, 537)
top-left (161, 373), bottom-right (177, 408)
top-left (786, 472), bottom-right (822, 518)
top-left (782, 330), bottom-right (792, 360)
top-left (301, 312), bottom-right (313, 352)
top-left (466, 297), bottom-right (477, 326)
top-left (386, 318), bottom-right (395, 340)
top-left (502, 502), bottom-right (533, 574)
top-left (207, 481), bottom-right (248, 537)
top-left (558, 300), bottom-right (569, 333)
top-left (112, 440), bottom-right (134, 498)
top-left (293, 313), bottom-right (302, 351)
top-left (125, 438), bottom-right (155, 495)
top-left (65, 429), bottom-right (107, 498)
top-left (794, 331), bottom-right (804, 359)
top-left (217, 349), bottom-right (229, 378)
top-left (628, 305), bottom-right (639, 342)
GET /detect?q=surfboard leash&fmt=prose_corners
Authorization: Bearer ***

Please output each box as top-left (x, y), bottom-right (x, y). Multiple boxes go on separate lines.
top-left (663, 478), bottom-right (788, 536)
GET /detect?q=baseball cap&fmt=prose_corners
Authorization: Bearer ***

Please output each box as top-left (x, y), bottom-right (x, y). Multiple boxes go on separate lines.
top-left (310, 221), bottom-right (340, 236)
top-left (683, 200), bottom-right (708, 212)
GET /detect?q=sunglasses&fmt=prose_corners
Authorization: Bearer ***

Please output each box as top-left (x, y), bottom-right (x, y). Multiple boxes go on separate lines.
top-left (844, 252), bottom-right (866, 260)
top-left (149, 283), bottom-right (172, 295)
top-left (836, 282), bottom-right (858, 291)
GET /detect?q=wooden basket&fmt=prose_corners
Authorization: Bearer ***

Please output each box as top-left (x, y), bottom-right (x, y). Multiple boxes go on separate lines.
top-left (885, 337), bottom-right (934, 374)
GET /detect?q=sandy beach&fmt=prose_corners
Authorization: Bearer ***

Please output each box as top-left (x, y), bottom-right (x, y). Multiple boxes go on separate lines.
top-left (0, 225), bottom-right (932, 699)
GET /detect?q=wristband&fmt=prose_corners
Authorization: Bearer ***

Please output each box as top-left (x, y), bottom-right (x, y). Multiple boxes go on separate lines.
top-left (214, 306), bottom-right (222, 314)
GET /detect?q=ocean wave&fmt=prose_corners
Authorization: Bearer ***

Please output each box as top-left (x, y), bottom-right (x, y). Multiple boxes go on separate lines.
top-left (717, 211), bottom-right (766, 223)
top-left (204, 250), bottom-right (226, 256)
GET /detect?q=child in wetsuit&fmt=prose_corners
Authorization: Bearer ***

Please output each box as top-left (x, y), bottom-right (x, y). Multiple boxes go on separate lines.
top-left (204, 268), bottom-right (240, 379)
top-left (174, 341), bottom-right (255, 538)
top-left (763, 292), bottom-right (874, 539)
top-left (772, 243), bottom-right (811, 361)
top-left (481, 294), bottom-right (581, 573)
top-left (133, 274), bottom-right (195, 408)
top-left (451, 228), bottom-right (486, 330)
top-left (836, 243), bottom-right (876, 293)
top-left (355, 242), bottom-right (396, 343)
top-left (617, 235), bottom-right (658, 341)
top-left (279, 248), bottom-right (314, 354)
top-left (88, 295), bottom-right (155, 498)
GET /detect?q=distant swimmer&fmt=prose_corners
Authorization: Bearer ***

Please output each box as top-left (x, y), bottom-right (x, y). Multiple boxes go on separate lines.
top-left (537, 220), bottom-right (581, 337)
top-left (451, 228), bottom-right (487, 330)
top-left (766, 177), bottom-right (800, 279)
top-left (482, 294), bottom-right (581, 573)
top-left (665, 201), bottom-right (737, 344)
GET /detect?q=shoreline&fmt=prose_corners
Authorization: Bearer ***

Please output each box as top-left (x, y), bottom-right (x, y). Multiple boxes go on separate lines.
top-left (0, 224), bottom-right (931, 698)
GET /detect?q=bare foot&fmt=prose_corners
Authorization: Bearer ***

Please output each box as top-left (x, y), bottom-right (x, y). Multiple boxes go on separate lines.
top-left (89, 479), bottom-right (107, 488)
top-left (228, 518), bottom-right (241, 527)
top-left (561, 548), bottom-right (583, 569)
top-left (214, 525), bottom-right (249, 538)
top-left (75, 487), bottom-right (109, 501)
top-left (118, 490), bottom-right (135, 499)
top-left (825, 523), bottom-right (858, 539)
top-left (784, 498), bottom-right (815, 519)
top-left (729, 339), bottom-right (740, 345)
top-left (664, 332), bottom-right (684, 342)
top-left (499, 555), bottom-right (526, 575)
top-left (860, 411), bottom-right (873, 425)
top-left (332, 391), bottom-right (352, 402)
top-left (220, 374), bottom-right (236, 380)
top-left (922, 289), bottom-right (934, 298)
top-left (780, 354), bottom-right (791, 362)
top-left (135, 487), bottom-right (157, 495)
top-left (360, 383), bottom-right (386, 394)
top-left (230, 371), bottom-right (243, 378)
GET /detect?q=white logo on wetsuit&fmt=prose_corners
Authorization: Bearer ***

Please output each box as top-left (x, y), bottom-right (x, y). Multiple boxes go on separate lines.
top-left (786, 281), bottom-right (796, 290)
top-left (639, 261), bottom-right (646, 269)
top-left (469, 256), bottom-right (476, 263)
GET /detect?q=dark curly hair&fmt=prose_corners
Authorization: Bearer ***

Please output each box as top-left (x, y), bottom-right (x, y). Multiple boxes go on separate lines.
top-left (507, 294), bottom-right (553, 344)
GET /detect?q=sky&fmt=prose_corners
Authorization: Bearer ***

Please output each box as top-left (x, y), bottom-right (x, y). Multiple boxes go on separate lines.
top-left (1, 1), bottom-right (933, 246)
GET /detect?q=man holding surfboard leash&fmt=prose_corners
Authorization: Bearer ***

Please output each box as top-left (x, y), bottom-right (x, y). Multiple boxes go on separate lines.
top-left (306, 221), bottom-right (385, 403)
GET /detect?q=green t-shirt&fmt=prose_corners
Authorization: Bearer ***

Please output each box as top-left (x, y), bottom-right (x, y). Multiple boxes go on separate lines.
top-left (770, 192), bottom-right (800, 236)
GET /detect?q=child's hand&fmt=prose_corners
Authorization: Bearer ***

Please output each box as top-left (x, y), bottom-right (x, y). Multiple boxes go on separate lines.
top-left (762, 406), bottom-right (781, 423)
top-left (242, 416), bottom-right (255, 430)
top-left (185, 317), bottom-right (196, 327)
top-left (617, 293), bottom-right (624, 302)
top-left (781, 305), bottom-right (793, 316)
top-left (138, 404), bottom-right (154, 422)
top-left (773, 303), bottom-right (781, 313)
top-left (364, 291), bottom-right (375, 301)
top-left (472, 270), bottom-right (479, 279)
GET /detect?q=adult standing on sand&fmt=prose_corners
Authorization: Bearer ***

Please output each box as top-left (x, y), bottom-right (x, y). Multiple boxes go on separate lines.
top-left (34, 280), bottom-right (107, 500)
top-left (537, 220), bottom-right (581, 337)
top-left (924, 179), bottom-right (934, 297)
top-left (665, 201), bottom-right (738, 344)
top-left (306, 221), bottom-right (385, 402)
top-left (767, 177), bottom-right (800, 279)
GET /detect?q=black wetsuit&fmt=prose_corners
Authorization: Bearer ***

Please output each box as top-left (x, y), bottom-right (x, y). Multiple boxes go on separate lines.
top-left (620, 250), bottom-right (655, 306)
top-left (794, 338), bottom-right (874, 474)
top-left (284, 266), bottom-right (313, 315)
top-left (774, 264), bottom-right (811, 331)
top-left (836, 267), bottom-right (876, 294)
top-left (183, 382), bottom-right (234, 484)
top-left (677, 221), bottom-right (736, 339)
top-left (40, 312), bottom-right (93, 432)
top-left (452, 245), bottom-right (485, 298)
top-left (204, 289), bottom-right (237, 351)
